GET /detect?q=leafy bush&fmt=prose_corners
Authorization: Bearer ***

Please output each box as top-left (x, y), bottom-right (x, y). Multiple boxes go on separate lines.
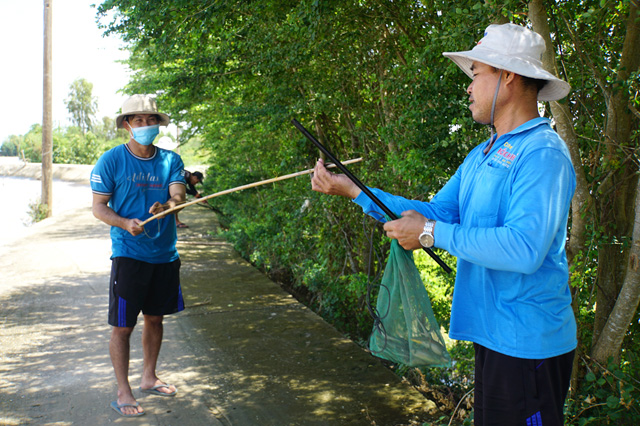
top-left (27, 200), bottom-right (49, 224)
top-left (566, 355), bottom-right (640, 425)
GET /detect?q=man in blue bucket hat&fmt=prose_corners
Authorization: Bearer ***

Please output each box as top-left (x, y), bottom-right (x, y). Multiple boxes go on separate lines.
top-left (312, 23), bottom-right (576, 425)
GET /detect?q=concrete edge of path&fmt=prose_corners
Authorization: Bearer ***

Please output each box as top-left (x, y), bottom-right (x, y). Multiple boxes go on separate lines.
top-left (0, 157), bottom-right (92, 184)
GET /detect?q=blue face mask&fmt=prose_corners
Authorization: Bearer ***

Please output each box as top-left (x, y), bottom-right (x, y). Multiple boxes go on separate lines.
top-left (130, 125), bottom-right (160, 146)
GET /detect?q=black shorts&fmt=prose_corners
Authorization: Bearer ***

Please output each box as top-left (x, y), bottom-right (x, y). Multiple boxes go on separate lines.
top-left (108, 257), bottom-right (184, 327)
top-left (473, 343), bottom-right (574, 426)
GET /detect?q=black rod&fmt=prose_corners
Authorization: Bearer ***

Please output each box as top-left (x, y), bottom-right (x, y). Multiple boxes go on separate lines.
top-left (292, 118), bottom-right (452, 274)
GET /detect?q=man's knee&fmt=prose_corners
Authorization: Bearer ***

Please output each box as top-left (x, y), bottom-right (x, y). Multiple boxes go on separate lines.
top-left (143, 314), bottom-right (164, 327)
top-left (111, 326), bottom-right (135, 339)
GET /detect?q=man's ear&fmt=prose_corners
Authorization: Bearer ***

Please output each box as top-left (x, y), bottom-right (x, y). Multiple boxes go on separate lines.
top-left (122, 120), bottom-right (134, 140)
top-left (503, 70), bottom-right (517, 86)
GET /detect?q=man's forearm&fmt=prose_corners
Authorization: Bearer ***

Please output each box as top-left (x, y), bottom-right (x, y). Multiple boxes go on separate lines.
top-left (93, 202), bottom-right (130, 230)
top-left (148, 191), bottom-right (187, 216)
top-left (163, 193), bottom-right (186, 212)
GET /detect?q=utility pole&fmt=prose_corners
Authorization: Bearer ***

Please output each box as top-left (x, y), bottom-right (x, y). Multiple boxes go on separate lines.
top-left (42, 0), bottom-right (53, 218)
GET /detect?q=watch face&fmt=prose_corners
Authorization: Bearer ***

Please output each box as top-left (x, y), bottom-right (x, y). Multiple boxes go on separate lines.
top-left (419, 233), bottom-right (434, 248)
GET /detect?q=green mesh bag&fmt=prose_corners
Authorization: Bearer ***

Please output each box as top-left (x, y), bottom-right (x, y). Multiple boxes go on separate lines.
top-left (369, 239), bottom-right (452, 368)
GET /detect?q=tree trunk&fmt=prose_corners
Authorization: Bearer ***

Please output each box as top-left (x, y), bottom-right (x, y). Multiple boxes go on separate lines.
top-left (533, 0), bottom-right (640, 368)
top-left (591, 2), bottom-right (640, 362)
top-left (591, 177), bottom-right (640, 362)
top-left (593, 171), bottom-right (635, 348)
top-left (528, 0), bottom-right (591, 393)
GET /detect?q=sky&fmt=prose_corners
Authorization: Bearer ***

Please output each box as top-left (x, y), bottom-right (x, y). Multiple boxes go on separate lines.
top-left (0, 1), bottom-right (131, 143)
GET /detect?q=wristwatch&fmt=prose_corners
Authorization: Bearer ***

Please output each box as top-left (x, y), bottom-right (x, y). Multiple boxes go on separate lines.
top-left (419, 219), bottom-right (436, 248)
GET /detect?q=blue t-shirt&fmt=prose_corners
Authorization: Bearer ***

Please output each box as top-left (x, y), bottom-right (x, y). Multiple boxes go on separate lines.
top-left (91, 144), bottom-right (185, 263)
top-left (354, 118), bottom-right (577, 359)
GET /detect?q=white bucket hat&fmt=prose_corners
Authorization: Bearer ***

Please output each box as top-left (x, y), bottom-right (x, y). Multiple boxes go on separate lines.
top-left (443, 23), bottom-right (570, 101)
top-left (116, 94), bottom-right (171, 129)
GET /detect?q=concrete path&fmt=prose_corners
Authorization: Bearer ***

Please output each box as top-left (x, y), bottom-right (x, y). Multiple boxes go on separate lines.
top-left (0, 185), bottom-right (439, 425)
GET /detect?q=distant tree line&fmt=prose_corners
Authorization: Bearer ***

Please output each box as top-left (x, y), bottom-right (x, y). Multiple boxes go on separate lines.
top-left (1, 78), bottom-right (129, 164)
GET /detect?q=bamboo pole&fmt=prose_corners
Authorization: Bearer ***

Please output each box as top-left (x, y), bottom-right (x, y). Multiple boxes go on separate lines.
top-left (139, 157), bottom-right (363, 227)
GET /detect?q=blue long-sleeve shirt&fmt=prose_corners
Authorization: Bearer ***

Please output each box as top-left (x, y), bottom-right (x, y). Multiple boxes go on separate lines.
top-left (354, 117), bottom-right (577, 359)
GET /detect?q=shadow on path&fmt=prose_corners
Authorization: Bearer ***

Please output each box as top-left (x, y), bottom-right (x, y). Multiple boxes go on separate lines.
top-left (0, 203), bottom-right (438, 425)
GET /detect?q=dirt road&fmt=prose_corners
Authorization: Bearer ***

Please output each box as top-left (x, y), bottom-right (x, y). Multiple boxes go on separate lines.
top-left (0, 192), bottom-right (439, 425)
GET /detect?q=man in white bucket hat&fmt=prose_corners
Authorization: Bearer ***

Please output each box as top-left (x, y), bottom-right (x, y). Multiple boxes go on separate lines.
top-left (312, 23), bottom-right (576, 425)
top-left (91, 94), bottom-right (187, 416)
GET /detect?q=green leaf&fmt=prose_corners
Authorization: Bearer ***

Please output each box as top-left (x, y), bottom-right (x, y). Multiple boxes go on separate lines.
top-left (606, 395), bottom-right (620, 409)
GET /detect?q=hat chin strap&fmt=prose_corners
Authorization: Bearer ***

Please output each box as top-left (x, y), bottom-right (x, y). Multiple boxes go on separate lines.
top-left (485, 69), bottom-right (504, 154)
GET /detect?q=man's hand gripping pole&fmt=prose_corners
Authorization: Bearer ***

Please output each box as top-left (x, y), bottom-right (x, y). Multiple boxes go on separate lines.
top-left (292, 118), bottom-right (452, 274)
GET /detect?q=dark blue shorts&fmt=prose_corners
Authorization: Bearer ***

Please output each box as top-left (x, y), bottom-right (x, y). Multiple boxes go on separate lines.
top-left (108, 257), bottom-right (184, 327)
top-left (473, 343), bottom-right (574, 426)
